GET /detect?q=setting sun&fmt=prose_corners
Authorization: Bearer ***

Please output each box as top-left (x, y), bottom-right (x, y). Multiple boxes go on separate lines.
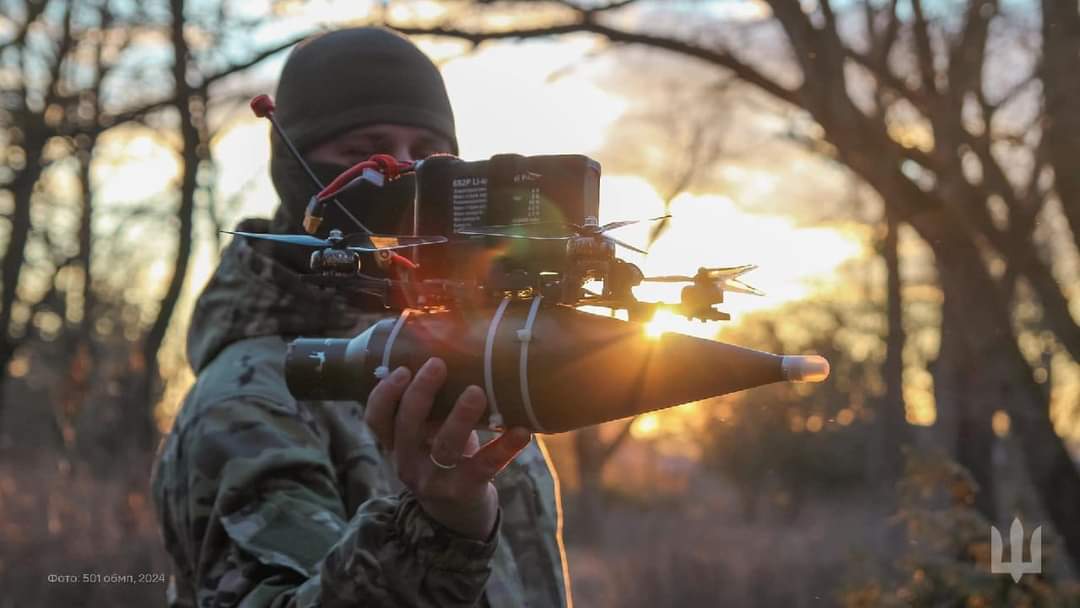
top-left (630, 413), bottom-right (660, 439)
top-left (644, 308), bottom-right (684, 339)
top-left (594, 176), bottom-right (865, 332)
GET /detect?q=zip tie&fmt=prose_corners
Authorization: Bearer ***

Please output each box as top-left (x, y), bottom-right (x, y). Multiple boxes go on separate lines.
top-left (375, 309), bottom-right (411, 380)
top-left (518, 296), bottom-right (546, 432)
top-left (483, 298), bottom-right (512, 429)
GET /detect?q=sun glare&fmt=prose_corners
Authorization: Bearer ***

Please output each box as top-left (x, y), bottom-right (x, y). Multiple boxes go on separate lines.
top-left (439, 38), bottom-right (627, 157)
top-left (92, 128), bottom-right (181, 204)
top-left (643, 308), bottom-right (716, 340)
top-left (596, 176), bottom-right (865, 326)
top-left (631, 413), bottom-right (660, 439)
top-left (645, 309), bottom-right (676, 338)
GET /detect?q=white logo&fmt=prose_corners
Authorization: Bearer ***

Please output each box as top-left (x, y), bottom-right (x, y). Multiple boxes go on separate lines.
top-left (308, 351), bottom-right (326, 373)
top-left (990, 517), bottom-right (1042, 582)
top-left (513, 171), bottom-right (541, 183)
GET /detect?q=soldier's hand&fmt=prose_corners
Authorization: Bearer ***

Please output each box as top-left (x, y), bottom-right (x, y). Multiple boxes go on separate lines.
top-left (364, 357), bottom-right (532, 540)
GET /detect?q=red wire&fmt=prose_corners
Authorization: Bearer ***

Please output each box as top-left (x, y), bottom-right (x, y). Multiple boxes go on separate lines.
top-left (315, 154), bottom-right (416, 202)
top-left (390, 252), bottom-right (418, 270)
top-left (310, 154), bottom-right (422, 274)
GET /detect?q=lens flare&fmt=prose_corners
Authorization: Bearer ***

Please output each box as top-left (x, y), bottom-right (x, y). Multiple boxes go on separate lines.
top-left (644, 308), bottom-right (687, 339)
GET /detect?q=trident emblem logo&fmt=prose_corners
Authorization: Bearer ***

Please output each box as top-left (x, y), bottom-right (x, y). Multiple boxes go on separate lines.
top-left (990, 517), bottom-right (1042, 582)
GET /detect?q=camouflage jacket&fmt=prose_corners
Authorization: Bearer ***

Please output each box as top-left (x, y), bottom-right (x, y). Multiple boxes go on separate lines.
top-left (151, 219), bottom-right (571, 608)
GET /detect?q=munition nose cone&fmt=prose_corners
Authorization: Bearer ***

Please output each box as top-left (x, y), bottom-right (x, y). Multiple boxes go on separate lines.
top-left (781, 355), bottom-right (830, 383)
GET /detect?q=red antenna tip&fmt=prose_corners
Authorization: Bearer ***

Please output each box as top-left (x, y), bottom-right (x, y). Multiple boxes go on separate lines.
top-left (250, 94), bottom-right (275, 118)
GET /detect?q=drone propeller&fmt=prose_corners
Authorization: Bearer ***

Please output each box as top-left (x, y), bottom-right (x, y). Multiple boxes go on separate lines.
top-left (641, 274), bottom-right (695, 283)
top-left (224, 230), bottom-right (448, 252)
top-left (456, 225), bottom-right (569, 240)
top-left (593, 216), bottom-right (669, 234)
top-left (347, 234), bottom-right (448, 252)
top-left (702, 264), bottom-right (759, 280)
top-left (643, 264), bottom-right (764, 296)
top-left (223, 231), bottom-right (329, 248)
top-left (644, 264), bottom-right (759, 283)
top-left (459, 215), bottom-right (670, 239)
top-left (721, 278), bottom-right (765, 296)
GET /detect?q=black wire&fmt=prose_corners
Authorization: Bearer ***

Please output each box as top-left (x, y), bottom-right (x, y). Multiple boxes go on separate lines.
top-left (268, 113), bottom-right (373, 235)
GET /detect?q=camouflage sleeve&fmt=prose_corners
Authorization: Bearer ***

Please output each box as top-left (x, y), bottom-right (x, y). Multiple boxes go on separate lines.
top-left (162, 395), bottom-right (498, 608)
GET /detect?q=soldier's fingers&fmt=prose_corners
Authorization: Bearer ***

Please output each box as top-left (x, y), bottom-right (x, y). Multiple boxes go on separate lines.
top-left (461, 427), bottom-right (532, 482)
top-left (394, 358), bottom-right (447, 458)
top-left (429, 386), bottom-right (487, 469)
top-left (462, 430), bottom-right (482, 458)
top-left (363, 366), bottom-right (411, 451)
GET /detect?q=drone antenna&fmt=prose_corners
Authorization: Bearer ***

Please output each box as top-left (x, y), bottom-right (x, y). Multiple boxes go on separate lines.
top-left (250, 95), bottom-right (372, 235)
top-left (251, 95), bottom-right (321, 189)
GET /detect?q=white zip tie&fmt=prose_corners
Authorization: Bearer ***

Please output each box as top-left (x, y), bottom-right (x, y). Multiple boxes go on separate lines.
top-left (483, 298), bottom-right (512, 429)
top-left (517, 296), bottom-right (546, 433)
top-left (375, 309), bottom-right (411, 380)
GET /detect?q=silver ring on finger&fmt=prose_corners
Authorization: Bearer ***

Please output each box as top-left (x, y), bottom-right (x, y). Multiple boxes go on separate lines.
top-left (429, 452), bottom-right (458, 470)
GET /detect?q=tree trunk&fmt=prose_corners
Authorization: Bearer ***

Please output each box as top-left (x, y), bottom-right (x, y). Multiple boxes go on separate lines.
top-left (1042, 0), bottom-right (1080, 251)
top-left (62, 138), bottom-right (99, 455)
top-left (921, 214), bottom-right (1078, 562)
top-left (136, 0), bottom-right (198, 448)
top-left (878, 204), bottom-right (908, 482)
top-left (0, 133), bottom-right (46, 426)
top-left (828, 124), bottom-right (1080, 562)
top-left (934, 286), bottom-right (997, 520)
top-left (77, 128), bottom-right (98, 349)
top-left (570, 421), bottom-right (634, 542)
top-left (572, 426), bottom-right (607, 542)
top-left (838, 138), bottom-right (1078, 557)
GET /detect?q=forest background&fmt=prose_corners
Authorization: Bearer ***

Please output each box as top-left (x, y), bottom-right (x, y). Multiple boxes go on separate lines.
top-left (1, 0), bottom-right (1078, 605)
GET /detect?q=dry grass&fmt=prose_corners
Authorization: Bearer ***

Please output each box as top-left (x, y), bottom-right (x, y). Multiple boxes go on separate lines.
top-left (3, 441), bottom-right (1073, 608)
top-left (0, 451), bottom-right (171, 608)
top-left (561, 474), bottom-right (894, 608)
top-left (1, 446), bottom-right (886, 608)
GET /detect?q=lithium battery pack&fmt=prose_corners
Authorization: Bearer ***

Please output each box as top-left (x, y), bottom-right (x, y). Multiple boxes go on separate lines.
top-left (411, 154), bottom-right (601, 282)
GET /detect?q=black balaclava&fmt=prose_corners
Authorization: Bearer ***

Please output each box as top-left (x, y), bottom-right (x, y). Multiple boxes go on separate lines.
top-left (267, 26), bottom-right (458, 245)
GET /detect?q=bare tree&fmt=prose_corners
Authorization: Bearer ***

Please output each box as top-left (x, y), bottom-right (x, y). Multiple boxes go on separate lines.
top-left (559, 65), bottom-right (741, 538)
top-left (390, 0), bottom-right (1080, 566)
top-left (0, 0), bottom-right (133, 424)
top-left (1041, 0), bottom-right (1080, 252)
top-left (0, 0), bottom-right (310, 448)
top-left (876, 203), bottom-right (910, 483)
top-left (129, 0), bottom-right (205, 447)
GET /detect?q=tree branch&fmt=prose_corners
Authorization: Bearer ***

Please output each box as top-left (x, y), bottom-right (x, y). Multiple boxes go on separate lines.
top-left (97, 32), bottom-right (311, 131)
top-left (552, 0), bottom-right (638, 14)
top-left (0, 0), bottom-right (49, 54)
top-left (946, 0), bottom-right (994, 100)
top-left (392, 22), bottom-right (800, 105)
top-left (910, 0), bottom-right (939, 95)
top-left (600, 417), bottom-right (636, 463)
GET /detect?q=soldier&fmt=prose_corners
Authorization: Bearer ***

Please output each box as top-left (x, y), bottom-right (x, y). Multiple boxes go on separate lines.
top-left (152, 26), bottom-right (571, 607)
